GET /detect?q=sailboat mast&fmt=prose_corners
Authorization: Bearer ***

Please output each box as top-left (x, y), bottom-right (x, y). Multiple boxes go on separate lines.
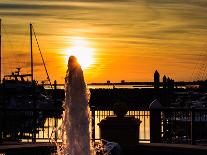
top-left (30, 23), bottom-right (33, 82)
top-left (0, 19), bottom-right (2, 83)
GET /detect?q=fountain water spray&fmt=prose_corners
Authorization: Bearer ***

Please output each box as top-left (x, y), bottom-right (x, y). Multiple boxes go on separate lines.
top-left (50, 56), bottom-right (119, 155)
top-left (55, 56), bottom-right (92, 155)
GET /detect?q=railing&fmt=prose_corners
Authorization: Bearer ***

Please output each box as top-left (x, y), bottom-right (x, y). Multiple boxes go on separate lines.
top-left (150, 108), bottom-right (207, 144)
top-left (0, 107), bottom-right (150, 144)
top-left (1, 107), bottom-right (207, 145)
top-left (0, 108), bottom-right (62, 143)
top-left (90, 106), bottom-right (150, 143)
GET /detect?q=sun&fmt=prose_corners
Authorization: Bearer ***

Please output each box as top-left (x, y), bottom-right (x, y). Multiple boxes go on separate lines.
top-left (64, 37), bottom-right (94, 69)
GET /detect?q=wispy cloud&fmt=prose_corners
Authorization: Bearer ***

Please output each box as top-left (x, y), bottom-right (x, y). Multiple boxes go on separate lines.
top-left (0, 3), bottom-right (66, 10)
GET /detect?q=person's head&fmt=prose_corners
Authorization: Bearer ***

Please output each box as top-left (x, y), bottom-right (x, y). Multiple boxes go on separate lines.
top-left (68, 55), bottom-right (79, 71)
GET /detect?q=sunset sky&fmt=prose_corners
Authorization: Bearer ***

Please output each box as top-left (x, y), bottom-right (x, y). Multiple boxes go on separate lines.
top-left (0, 0), bottom-right (207, 84)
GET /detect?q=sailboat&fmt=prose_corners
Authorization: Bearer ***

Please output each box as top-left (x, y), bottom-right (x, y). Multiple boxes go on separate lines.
top-left (0, 20), bottom-right (61, 142)
top-left (0, 20), bottom-right (53, 107)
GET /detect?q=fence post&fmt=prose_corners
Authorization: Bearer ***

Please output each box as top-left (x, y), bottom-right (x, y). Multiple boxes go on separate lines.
top-left (32, 81), bottom-right (36, 142)
top-left (54, 80), bottom-right (58, 141)
top-left (32, 111), bottom-right (37, 142)
top-left (0, 108), bottom-right (2, 144)
top-left (91, 106), bottom-right (95, 144)
top-left (54, 80), bottom-right (57, 103)
top-left (150, 108), bottom-right (161, 143)
top-left (191, 107), bottom-right (195, 145)
top-left (54, 118), bottom-right (58, 141)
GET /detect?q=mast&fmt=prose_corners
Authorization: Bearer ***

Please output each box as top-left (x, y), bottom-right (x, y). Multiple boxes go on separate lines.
top-left (0, 19), bottom-right (2, 83)
top-left (30, 23), bottom-right (36, 142)
top-left (30, 23), bottom-right (33, 82)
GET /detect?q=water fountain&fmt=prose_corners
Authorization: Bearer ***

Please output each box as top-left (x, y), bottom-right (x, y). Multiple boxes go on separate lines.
top-left (56, 56), bottom-right (91, 155)
top-left (52, 56), bottom-right (121, 155)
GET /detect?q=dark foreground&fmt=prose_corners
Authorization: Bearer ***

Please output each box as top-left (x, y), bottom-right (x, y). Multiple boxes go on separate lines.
top-left (123, 143), bottom-right (207, 155)
top-left (0, 143), bottom-right (56, 155)
top-left (1, 142), bottom-right (207, 155)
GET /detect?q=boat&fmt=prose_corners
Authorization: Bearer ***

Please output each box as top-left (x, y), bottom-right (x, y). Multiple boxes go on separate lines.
top-left (0, 19), bottom-right (62, 142)
top-left (1, 67), bottom-right (51, 109)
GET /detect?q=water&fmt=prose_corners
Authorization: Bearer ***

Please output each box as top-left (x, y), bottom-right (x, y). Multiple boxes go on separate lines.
top-left (92, 110), bottom-right (150, 143)
top-left (56, 56), bottom-right (92, 155)
top-left (47, 110), bottom-right (150, 143)
top-left (88, 85), bottom-right (154, 89)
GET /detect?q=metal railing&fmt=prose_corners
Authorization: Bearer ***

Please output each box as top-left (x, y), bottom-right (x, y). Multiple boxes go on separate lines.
top-left (90, 106), bottom-right (150, 143)
top-left (1, 107), bottom-right (207, 145)
top-left (159, 108), bottom-right (207, 144)
top-left (149, 107), bottom-right (207, 144)
top-left (0, 107), bottom-right (150, 144)
top-left (0, 108), bottom-right (62, 143)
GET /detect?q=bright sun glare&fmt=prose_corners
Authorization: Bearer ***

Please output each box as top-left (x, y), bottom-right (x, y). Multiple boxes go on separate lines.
top-left (64, 37), bottom-right (94, 69)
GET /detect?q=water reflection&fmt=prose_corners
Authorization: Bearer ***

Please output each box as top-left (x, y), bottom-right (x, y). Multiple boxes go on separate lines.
top-left (92, 111), bottom-right (150, 143)
top-left (36, 111), bottom-right (150, 143)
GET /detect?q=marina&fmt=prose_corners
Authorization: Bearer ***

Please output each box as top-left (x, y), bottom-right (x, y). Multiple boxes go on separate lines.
top-left (0, 1), bottom-right (207, 153)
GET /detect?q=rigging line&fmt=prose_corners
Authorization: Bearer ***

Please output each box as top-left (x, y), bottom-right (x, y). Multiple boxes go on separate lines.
top-left (2, 23), bottom-right (28, 75)
top-left (197, 44), bottom-right (207, 81)
top-left (2, 23), bottom-right (16, 73)
top-left (201, 50), bottom-right (207, 81)
top-left (2, 24), bottom-right (15, 52)
top-left (201, 63), bottom-right (207, 80)
top-left (31, 24), bottom-right (53, 89)
top-left (2, 23), bottom-right (27, 73)
top-left (191, 42), bottom-right (207, 81)
top-left (16, 29), bottom-right (28, 66)
top-left (191, 53), bottom-right (204, 81)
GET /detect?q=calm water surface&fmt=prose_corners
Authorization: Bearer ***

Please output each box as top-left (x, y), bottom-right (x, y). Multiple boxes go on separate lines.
top-left (31, 110), bottom-right (150, 143)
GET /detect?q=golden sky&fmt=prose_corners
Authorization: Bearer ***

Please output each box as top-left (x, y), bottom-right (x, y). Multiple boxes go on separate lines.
top-left (0, 0), bottom-right (207, 84)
